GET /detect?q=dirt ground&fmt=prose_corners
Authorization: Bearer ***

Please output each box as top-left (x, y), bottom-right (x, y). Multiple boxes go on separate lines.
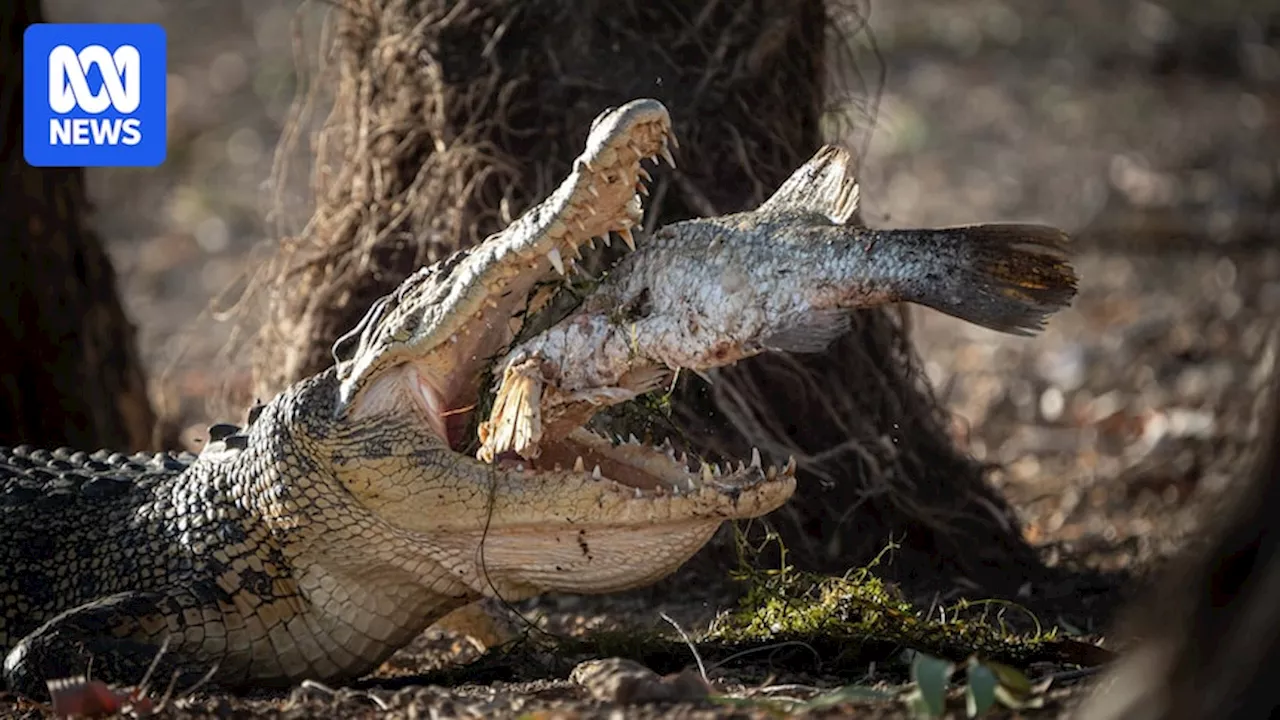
top-left (6, 0), bottom-right (1279, 717)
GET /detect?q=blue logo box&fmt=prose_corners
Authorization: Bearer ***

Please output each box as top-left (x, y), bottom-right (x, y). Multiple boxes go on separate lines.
top-left (23, 24), bottom-right (167, 168)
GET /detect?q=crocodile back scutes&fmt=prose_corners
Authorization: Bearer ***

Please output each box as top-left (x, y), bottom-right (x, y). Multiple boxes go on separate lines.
top-left (0, 446), bottom-right (196, 509)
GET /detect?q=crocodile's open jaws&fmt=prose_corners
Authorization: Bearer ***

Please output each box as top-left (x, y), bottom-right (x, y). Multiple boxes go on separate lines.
top-left (329, 98), bottom-right (794, 514)
top-left (1, 99), bottom-right (795, 698)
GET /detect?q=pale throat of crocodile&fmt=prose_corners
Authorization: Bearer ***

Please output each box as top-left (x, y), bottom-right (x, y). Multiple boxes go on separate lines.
top-left (348, 360), bottom-right (460, 445)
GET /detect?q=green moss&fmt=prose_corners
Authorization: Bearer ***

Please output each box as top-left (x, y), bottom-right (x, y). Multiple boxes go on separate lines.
top-left (703, 528), bottom-right (1056, 669)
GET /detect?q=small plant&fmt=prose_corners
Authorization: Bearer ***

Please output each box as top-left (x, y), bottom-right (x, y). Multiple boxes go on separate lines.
top-left (903, 652), bottom-right (1046, 718)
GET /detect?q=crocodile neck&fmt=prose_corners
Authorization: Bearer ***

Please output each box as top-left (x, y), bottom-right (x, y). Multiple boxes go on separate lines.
top-left (154, 372), bottom-right (480, 682)
top-left (0, 370), bottom-right (476, 684)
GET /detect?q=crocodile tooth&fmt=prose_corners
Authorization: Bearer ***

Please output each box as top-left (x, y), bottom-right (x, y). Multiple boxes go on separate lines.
top-left (750, 447), bottom-right (762, 468)
top-left (679, 452), bottom-right (688, 466)
top-left (785, 456), bottom-right (797, 474)
top-left (636, 182), bottom-right (649, 196)
top-left (574, 456), bottom-right (585, 472)
top-left (592, 465), bottom-right (603, 479)
top-left (628, 433), bottom-right (640, 445)
top-left (686, 476), bottom-right (697, 491)
top-left (638, 167), bottom-right (652, 183)
top-left (701, 463), bottom-right (714, 481)
top-left (554, 463), bottom-right (563, 471)
top-left (617, 227), bottom-right (636, 251)
top-left (601, 233), bottom-right (612, 248)
top-left (767, 467), bottom-right (777, 480)
top-left (670, 484), bottom-right (681, 496)
top-left (634, 487), bottom-right (643, 498)
top-left (586, 181), bottom-right (599, 197)
top-left (547, 248), bottom-right (566, 275)
top-left (449, 334), bottom-right (458, 344)
top-left (574, 217), bottom-right (588, 232)
top-left (712, 463), bottom-right (722, 477)
top-left (737, 461), bottom-right (746, 473)
top-left (660, 140), bottom-right (676, 168)
top-left (668, 130), bottom-right (680, 150)
top-left (586, 237), bottom-right (596, 250)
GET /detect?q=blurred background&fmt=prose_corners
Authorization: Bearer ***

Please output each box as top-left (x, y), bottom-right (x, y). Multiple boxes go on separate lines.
top-left (33, 0), bottom-right (1280, 585)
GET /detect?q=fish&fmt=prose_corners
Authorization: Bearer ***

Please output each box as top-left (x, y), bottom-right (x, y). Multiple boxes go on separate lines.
top-left (477, 145), bottom-right (1078, 462)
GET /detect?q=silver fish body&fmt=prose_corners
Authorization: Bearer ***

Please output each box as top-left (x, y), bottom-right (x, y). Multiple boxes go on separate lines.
top-left (478, 146), bottom-right (1077, 462)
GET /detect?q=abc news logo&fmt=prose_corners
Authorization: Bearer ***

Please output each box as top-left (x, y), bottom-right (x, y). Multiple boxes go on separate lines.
top-left (47, 44), bottom-right (144, 147)
top-left (24, 24), bottom-right (167, 167)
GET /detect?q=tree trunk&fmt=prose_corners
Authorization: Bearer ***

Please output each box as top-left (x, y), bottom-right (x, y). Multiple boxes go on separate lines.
top-left (251, 0), bottom-right (1045, 595)
top-left (0, 0), bottom-right (156, 452)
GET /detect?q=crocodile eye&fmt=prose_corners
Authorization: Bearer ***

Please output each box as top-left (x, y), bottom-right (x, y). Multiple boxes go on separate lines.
top-left (332, 294), bottom-right (392, 366)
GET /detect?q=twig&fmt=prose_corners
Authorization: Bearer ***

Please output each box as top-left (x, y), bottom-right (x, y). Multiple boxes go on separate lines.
top-left (134, 635), bottom-right (172, 700)
top-left (152, 661), bottom-right (221, 714)
top-left (660, 612), bottom-right (708, 683)
top-left (705, 640), bottom-right (823, 673)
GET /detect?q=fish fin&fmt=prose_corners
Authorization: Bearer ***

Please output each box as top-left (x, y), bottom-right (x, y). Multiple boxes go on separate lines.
top-left (757, 145), bottom-right (861, 226)
top-left (762, 309), bottom-right (852, 353)
top-left (885, 223), bottom-right (1078, 336)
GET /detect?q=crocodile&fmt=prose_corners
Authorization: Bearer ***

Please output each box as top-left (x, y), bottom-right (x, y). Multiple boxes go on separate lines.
top-left (0, 99), bottom-right (797, 699)
top-left (478, 145), bottom-right (1078, 462)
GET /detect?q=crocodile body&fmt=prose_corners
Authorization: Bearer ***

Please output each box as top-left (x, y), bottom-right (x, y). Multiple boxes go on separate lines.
top-left (0, 100), bottom-right (796, 698)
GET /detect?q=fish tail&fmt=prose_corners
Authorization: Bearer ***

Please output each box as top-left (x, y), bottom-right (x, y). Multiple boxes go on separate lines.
top-left (883, 223), bottom-right (1079, 336)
